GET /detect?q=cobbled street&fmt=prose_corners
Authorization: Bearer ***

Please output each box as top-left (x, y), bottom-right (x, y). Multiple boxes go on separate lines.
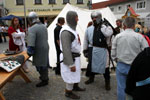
top-left (0, 39), bottom-right (117, 100)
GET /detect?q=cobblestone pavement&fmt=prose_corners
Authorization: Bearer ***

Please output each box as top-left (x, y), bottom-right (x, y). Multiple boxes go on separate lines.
top-left (0, 39), bottom-right (117, 100)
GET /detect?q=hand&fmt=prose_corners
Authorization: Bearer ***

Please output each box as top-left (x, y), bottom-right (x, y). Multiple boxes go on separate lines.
top-left (83, 50), bottom-right (88, 58)
top-left (27, 46), bottom-right (35, 57)
top-left (70, 66), bottom-right (76, 72)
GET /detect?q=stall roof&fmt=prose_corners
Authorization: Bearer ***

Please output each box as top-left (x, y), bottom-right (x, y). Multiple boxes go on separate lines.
top-left (8, 11), bottom-right (60, 17)
top-left (0, 14), bottom-right (22, 20)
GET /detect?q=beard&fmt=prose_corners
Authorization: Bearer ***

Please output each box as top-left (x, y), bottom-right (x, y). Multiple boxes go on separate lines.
top-left (93, 20), bottom-right (98, 27)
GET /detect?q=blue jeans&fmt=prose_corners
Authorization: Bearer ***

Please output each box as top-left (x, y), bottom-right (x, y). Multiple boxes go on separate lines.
top-left (116, 62), bottom-right (131, 100)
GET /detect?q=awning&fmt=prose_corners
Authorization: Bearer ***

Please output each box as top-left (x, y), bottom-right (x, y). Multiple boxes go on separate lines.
top-left (0, 14), bottom-right (22, 20)
top-left (8, 11), bottom-right (60, 17)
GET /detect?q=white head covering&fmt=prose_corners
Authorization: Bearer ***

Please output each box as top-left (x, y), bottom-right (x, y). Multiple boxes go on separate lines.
top-left (28, 12), bottom-right (40, 24)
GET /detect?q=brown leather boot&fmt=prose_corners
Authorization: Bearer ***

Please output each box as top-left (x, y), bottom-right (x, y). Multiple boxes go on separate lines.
top-left (65, 89), bottom-right (80, 99)
top-left (73, 83), bottom-right (86, 91)
top-left (105, 80), bottom-right (111, 91)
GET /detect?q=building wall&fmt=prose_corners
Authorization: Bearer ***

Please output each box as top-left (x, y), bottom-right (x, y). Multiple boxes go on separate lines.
top-left (109, 0), bottom-right (150, 27)
top-left (109, 0), bottom-right (150, 14)
top-left (0, 0), bottom-right (3, 17)
top-left (4, 0), bottom-right (89, 17)
top-left (3, 0), bottom-right (89, 26)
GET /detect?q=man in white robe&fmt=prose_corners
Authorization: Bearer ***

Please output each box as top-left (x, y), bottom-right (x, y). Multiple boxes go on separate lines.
top-left (60, 11), bottom-right (85, 99)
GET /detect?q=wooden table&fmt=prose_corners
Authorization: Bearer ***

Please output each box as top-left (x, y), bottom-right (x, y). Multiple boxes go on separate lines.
top-left (0, 51), bottom-right (31, 100)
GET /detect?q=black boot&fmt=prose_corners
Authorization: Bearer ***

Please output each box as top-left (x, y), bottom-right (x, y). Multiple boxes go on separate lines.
top-left (65, 89), bottom-right (80, 99)
top-left (105, 80), bottom-right (111, 90)
top-left (55, 68), bottom-right (61, 75)
top-left (73, 83), bottom-right (86, 91)
top-left (36, 80), bottom-right (48, 87)
top-left (85, 76), bottom-right (94, 85)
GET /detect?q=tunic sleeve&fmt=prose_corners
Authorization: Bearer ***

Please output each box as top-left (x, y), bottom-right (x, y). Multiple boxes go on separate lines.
top-left (61, 30), bottom-right (75, 67)
top-left (83, 29), bottom-right (89, 50)
top-left (101, 24), bottom-right (113, 37)
top-left (8, 27), bottom-right (14, 36)
top-left (139, 35), bottom-right (149, 50)
top-left (12, 32), bottom-right (25, 38)
top-left (111, 35), bottom-right (118, 61)
top-left (27, 28), bottom-right (36, 47)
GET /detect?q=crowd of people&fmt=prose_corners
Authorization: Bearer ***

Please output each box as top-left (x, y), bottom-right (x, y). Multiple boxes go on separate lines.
top-left (1, 10), bottom-right (150, 100)
top-left (0, 24), bottom-right (8, 43)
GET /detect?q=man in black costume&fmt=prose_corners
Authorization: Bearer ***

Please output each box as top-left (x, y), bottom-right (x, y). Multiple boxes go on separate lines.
top-left (125, 47), bottom-right (150, 100)
top-left (54, 17), bottom-right (65, 75)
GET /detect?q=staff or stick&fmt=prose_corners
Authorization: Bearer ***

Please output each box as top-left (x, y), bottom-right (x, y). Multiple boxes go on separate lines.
top-left (23, 0), bottom-right (27, 33)
top-left (106, 46), bottom-right (115, 71)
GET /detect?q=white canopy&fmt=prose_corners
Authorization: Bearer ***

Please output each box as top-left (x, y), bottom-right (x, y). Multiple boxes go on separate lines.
top-left (48, 3), bottom-right (116, 68)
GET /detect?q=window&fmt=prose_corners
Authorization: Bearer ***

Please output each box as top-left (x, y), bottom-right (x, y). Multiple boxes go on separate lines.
top-left (77, 0), bottom-right (83, 4)
top-left (136, 1), bottom-right (146, 10)
top-left (117, 6), bottom-right (122, 12)
top-left (16, 0), bottom-right (23, 5)
top-left (35, 0), bottom-right (42, 4)
top-left (63, 0), bottom-right (70, 4)
top-left (110, 8), bottom-right (114, 12)
top-left (49, 0), bottom-right (55, 4)
top-left (88, 0), bottom-right (92, 9)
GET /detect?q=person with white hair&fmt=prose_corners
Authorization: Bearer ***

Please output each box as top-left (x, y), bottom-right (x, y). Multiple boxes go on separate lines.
top-left (83, 11), bottom-right (113, 90)
top-left (27, 11), bottom-right (49, 87)
top-left (111, 17), bottom-right (148, 100)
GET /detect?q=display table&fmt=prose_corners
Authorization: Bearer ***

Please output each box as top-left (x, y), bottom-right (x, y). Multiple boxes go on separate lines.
top-left (0, 51), bottom-right (31, 100)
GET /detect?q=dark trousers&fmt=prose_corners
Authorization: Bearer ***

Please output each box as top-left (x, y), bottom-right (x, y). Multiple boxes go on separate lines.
top-left (0, 33), bottom-right (2, 43)
top-left (1, 32), bottom-right (7, 42)
top-left (86, 47), bottom-right (93, 77)
top-left (36, 66), bottom-right (49, 81)
top-left (103, 67), bottom-right (110, 81)
top-left (89, 68), bottom-right (110, 81)
top-left (55, 49), bottom-right (61, 74)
